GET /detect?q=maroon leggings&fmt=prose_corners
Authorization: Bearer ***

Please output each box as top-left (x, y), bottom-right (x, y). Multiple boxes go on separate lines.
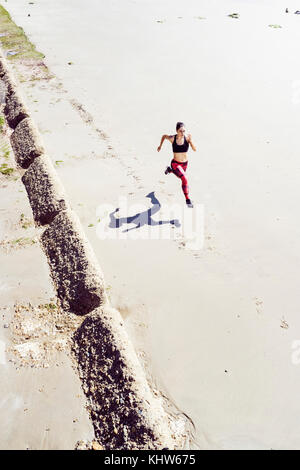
top-left (171, 159), bottom-right (189, 200)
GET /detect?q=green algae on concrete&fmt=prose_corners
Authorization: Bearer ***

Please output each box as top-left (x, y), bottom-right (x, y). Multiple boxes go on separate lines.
top-left (0, 4), bottom-right (44, 60)
top-left (0, 162), bottom-right (14, 175)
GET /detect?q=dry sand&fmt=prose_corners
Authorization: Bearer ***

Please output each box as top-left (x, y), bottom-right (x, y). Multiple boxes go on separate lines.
top-left (3, 0), bottom-right (300, 449)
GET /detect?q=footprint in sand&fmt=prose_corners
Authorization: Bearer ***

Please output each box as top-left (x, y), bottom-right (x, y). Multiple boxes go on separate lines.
top-left (254, 297), bottom-right (263, 314)
top-left (280, 317), bottom-right (289, 329)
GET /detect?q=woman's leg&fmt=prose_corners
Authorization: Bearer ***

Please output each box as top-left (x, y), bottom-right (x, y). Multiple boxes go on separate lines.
top-left (171, 161), bottom-right (190, 200)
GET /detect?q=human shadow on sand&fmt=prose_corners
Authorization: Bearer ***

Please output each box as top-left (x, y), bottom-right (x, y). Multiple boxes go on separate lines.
top-left (109, 191), bottom-right (181, 233)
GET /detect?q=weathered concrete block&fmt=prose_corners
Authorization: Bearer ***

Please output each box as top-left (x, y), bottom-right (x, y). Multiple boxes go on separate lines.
top-left (1, 72), bottom-right (29, 128)
top-left (4, 88), bottom-right (29, 128)
top-left (0, 57), bottom-right (21, 93)
top-left (72, 306), bottom-right (177, 450)
top-left (4, 77), bottom-right (18, 95)
top-left (0, 59), bottom-right (8, 79)
top-left (10, 117), bottom-right (44, 168)
top-left (0, 57), bottom-right (28, 123)
top-left (0, 56), bottom-right (12, 81)
top-left (41, 210), bottom-right (107, 315)
top-left (0, 63), bottom-right (5, 76)
top-left (22, 155), bottom-right (68, 225)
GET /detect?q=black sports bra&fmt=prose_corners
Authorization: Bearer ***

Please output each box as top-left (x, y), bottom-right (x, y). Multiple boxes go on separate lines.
top-left (172, 134), bottom-right (189, 153)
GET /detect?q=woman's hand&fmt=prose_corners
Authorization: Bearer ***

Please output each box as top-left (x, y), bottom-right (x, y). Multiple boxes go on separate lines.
top-left (158, 135), bottom-right (169, 152)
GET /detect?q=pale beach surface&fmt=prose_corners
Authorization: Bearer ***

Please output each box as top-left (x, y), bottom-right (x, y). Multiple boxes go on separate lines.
top-left (0, 129), bottom-right (94, 449)
top-left (3, 0), bottom-right (300, 449)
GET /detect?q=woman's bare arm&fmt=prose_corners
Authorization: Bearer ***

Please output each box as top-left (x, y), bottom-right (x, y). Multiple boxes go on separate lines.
top-left (157, 134), bottom-right (172, 152)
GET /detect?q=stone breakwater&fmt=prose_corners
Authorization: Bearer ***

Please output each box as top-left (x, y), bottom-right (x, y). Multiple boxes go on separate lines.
top-left (0, 53), bottom-right (186, 449)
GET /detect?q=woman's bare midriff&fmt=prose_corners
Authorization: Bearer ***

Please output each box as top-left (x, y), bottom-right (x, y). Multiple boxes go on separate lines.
top-left (173, 152), bottom-right (188, 163)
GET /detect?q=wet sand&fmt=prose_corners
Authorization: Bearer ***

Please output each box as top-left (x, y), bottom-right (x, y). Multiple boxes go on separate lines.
top-left (0, 126), bottom-right (94, 449)
top-left (4, 0), bottom-right (300, 449)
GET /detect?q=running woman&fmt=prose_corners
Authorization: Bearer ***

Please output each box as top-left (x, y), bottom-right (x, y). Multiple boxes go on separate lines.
top-left (157, 122), bottom-right (196, 207)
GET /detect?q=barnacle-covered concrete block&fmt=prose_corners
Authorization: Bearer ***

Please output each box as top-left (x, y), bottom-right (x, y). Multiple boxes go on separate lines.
top-left (4, 88), bottom-right (29, 128)
top-left (41, 209), bottom-right (107, 315)
top-left (0, 56), bottom-right (28, 126)
top-left (22, 155), bottom-right (68, 225)
top-left (4, 76), bottom-right (18, 95)
top-left (73, 306), bottom-right (178, 450)
top-left (0, 55), bottom-right (11, 81)
top-left (10, 117), bottom-right (44, 168)
top-left (0, 61), bottom-right (6, 79)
